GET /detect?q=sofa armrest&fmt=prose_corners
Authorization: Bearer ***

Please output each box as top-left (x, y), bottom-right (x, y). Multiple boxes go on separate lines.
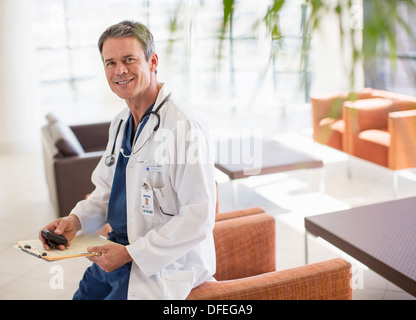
top-left (388, 109), bottom-right (416, 170)
top-left (187, 258), bottom-right (352, 300)
top-left (213, 213), bottom-right (276, 281)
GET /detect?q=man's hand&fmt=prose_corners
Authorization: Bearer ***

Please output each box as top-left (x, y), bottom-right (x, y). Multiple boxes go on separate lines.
top-left (87, 243), bottom-right (132, 273)
top-left (39, 215), bottom-right (81, 251)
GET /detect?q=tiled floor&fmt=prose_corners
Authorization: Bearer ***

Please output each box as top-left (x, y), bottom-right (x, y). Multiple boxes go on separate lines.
top-left (0, 128), bottom-right (415, 300)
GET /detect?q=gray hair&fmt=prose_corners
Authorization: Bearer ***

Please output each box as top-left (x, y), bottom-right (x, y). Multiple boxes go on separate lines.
top-left (98, 20), bottom-right (155, 61)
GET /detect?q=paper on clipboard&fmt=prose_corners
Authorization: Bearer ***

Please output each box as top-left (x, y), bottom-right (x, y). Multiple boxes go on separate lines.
top-left (17, 234), bottom-right (114, 261)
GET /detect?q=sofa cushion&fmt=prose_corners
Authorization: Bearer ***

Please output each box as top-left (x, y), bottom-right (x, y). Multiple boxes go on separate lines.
top-left (48, 119), bottom-right (85, 157)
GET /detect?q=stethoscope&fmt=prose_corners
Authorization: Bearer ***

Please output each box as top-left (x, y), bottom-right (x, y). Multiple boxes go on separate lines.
top-left (105, 93), bottom-right (171, 167)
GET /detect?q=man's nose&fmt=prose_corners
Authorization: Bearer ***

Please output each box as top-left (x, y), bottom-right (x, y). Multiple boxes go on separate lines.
top-left (115, 63), bottom-right (128, 75)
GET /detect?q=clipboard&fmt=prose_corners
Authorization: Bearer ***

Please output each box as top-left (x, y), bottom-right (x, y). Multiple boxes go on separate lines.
top-left (17, 234), bottom-right (114, 261)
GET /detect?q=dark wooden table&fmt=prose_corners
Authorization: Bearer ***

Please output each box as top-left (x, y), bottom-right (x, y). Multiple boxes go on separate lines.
top-left (305, 197), bottom-right (416, 297)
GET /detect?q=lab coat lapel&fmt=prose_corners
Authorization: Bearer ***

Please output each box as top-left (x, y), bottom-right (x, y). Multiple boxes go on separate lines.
top-left (133, 114), bottom-right (157, 154)
top-left (133, 84), bottom-right (169, 156)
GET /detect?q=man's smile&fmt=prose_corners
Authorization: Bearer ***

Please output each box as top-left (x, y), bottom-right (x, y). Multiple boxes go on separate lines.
top-left (115, 78), bottom-right (134, 85)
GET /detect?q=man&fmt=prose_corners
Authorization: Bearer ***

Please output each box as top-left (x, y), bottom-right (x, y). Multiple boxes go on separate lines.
top-left (39, 20), bottom-right (216, 300)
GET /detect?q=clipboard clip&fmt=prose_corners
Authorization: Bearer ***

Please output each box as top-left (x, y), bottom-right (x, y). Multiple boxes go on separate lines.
top-left (20, 245), bottom-right (48, 257)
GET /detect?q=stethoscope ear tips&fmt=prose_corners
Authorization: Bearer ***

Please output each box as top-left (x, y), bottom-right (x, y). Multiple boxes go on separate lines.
top-left (105, 154), bottom-right (116, 167)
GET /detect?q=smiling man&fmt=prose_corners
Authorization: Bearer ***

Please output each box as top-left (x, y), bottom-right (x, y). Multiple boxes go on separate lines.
top-left (39, 20), bottom-right (217, 300)
top-left (100, 22), bottom-right (160, 128)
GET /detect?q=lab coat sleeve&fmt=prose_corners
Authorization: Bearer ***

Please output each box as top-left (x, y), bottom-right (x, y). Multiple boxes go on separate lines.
top-left (125, 119), bottom-right (216, 277)
top-left (69, 120), bottom-right (118, 234)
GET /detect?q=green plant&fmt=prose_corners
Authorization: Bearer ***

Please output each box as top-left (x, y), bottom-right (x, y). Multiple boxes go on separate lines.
top-left (167, 0), bottom-right (416, 93)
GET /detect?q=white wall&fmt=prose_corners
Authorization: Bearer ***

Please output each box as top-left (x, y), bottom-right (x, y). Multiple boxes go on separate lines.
top-left (0, 0), bottom-right (41, 153)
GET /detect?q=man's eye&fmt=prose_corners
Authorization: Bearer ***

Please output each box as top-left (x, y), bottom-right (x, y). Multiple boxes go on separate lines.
top-left (106, 62), bottom-right (115, 67)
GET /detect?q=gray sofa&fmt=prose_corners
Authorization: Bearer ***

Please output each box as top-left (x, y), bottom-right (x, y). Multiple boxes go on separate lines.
top-left (41, 114), bottom-right (110, 217)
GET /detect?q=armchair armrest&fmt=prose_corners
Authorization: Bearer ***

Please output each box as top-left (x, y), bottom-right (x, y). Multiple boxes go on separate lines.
top-left (310, 92), bottom-right (348, 142)
top-left (388, 109), bottom-right (416, 170)
top-left (215, 206), bottom-right (265, 221)
top-left (213, 213), bottom-right (276, 281)
top-left (187, 258), bottom-right (352, 300)
top-left (310, 92), bottom-right (348, 121)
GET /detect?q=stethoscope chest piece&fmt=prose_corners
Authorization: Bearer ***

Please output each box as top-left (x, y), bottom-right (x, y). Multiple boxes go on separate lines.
top-left (105, 154), bottom-right (117, 167)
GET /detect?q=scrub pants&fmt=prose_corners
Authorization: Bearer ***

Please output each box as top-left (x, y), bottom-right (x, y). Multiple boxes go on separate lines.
top-left (73, 233), bottom-right (131, 300)
top-left (73, 261), bottom-right (132, 300)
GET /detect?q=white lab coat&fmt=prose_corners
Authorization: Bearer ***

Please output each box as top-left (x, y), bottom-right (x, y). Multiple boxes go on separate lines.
top-left (70, 84), bottom-right (216, 299)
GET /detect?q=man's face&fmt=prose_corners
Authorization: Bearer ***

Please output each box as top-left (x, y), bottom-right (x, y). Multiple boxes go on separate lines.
top-left (102, 36), bottom-right (157, 100)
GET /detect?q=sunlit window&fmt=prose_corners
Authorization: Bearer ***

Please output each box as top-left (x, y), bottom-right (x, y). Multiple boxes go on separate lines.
top-left (32, 0), bottom-right (311, 123)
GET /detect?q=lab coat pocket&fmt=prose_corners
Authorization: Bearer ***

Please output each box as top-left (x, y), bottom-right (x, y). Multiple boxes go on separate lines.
top-left (153, 183), bottom-right (178, 217)
top-left (162, 269), bottom-right (196, 300)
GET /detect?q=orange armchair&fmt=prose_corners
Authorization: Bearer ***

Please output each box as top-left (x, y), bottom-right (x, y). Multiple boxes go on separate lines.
top-left (310, 89), bottom-right (374, 151)
top-left (343, 92), bottom-right (416, 170)
top-left (187, 208), bottom-right (352, 300)
top-left (311, 88), bottom-right (416, 174)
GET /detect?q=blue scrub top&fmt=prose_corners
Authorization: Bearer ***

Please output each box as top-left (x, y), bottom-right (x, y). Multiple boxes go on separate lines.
top-left (107, 104), bottom-right (154, 245)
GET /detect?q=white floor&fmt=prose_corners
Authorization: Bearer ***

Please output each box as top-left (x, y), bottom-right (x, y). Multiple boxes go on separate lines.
top-left (0, 129), bottom-right (415, 300)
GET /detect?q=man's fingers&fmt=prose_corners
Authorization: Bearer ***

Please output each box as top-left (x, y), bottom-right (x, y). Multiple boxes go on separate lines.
top-left (87, 245), bottom-right (106, 254)
top-left (56, 244), bottom-right (67, 251)
top-left (54, 219), bottom-right (68, 235)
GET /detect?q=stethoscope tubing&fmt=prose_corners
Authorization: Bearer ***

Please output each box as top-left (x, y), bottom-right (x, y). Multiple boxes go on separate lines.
top-left (105, 93), bottom-right (171, 167)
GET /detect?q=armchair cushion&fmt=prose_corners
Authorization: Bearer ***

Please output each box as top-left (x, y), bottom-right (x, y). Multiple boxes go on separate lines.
top-left (45, 113), bottom-right (85, 157)
top-left (49, 121), bottom-right (85, 157)
top-left (356, 129), bottom-right (390, 167)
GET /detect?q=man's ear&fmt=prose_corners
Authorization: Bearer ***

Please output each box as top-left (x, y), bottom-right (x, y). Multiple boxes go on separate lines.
top-left (149, 53), bottom-right (158, 73)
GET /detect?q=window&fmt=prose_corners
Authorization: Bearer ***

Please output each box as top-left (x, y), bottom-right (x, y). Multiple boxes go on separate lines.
top-left (363, 0), bottom-right (416, 96)
top-left (32, 0), bottom-right (311, 123)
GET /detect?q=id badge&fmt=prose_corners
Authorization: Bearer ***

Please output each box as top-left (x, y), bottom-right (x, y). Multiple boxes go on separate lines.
top-left (141, 183), bottom-right (154, 216)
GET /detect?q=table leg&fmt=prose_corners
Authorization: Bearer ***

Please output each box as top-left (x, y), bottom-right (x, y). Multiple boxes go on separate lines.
top-left (232, 180), bottom-right (238, 209)
top-left (304, 231), bottom-right (309, 265)
top-left (347, 156), bottom-right (352, 179)
top-left (319, 167), bottom-right (326, 193)
top-left (393, 171), bottom-right (398, 197)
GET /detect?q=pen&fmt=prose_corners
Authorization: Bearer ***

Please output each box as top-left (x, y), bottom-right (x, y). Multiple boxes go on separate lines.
top-left (80, 252), bottom-right (102, 256)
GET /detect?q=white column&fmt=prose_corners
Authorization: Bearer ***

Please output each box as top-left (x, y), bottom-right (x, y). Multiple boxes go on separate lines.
top-left (0, 0), bottom-right (40, 154)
